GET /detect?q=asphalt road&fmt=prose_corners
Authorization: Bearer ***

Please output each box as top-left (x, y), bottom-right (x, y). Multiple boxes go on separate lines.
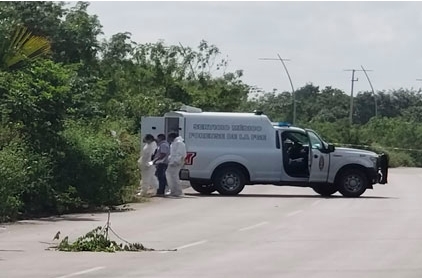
top-left (1, 168), bottom-right (422, 278)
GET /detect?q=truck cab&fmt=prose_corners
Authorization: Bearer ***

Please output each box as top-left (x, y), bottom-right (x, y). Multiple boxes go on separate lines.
top-left (274, 124), bottom-right (388, 197)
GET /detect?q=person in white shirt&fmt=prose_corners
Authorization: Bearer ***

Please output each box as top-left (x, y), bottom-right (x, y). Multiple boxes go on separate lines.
top-left (166, 132), bottom-right (187, 197)
top-left (138, 134), bottom-right (158, 196)
top-left (152, 134), bottom-right (170, 196)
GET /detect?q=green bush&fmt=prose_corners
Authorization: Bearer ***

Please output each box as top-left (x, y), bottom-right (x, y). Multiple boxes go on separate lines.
top-left (365, 143), bottom-right (415, 168)
top-left (57, 120), bottom-right (138, 208)
top-left (0, 119), bottom-right (140, 222)
top-left (384, 151), bottom-right (416, 168)
top-left (0, 135), bottom-right (53, 221)
top-left (0, 143), bottom-right (25, 221)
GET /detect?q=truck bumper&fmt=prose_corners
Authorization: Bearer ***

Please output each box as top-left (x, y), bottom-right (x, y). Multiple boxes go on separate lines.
top-left (367, 154), bottom-right (389, 185)
top-left (378, 153), bottom-right (388, 184)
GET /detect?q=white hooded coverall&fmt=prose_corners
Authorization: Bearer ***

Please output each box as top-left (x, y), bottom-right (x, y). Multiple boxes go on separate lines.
top-left (138, 141), bottom-right (158, 195)
top-left (166, 136), bottom-right (187, 196)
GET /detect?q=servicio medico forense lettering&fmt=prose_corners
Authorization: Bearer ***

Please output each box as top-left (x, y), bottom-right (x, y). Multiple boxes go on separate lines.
top-left (189, 123), bottom-right (267, 141)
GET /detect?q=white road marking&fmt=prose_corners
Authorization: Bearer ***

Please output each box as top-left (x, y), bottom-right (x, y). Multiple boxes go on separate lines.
top-left (238, 221), bottom-right (269, 232)
top-left (55, 266), bottom-right (105, 278)
top-left (286, 210), bottom-right (303, 217)
top-left (159, 240), bottom-right (208, 254)
top-left (311, 200), bottom-right (322, 206)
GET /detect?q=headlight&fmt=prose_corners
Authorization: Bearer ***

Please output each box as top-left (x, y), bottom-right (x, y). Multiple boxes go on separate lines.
top-left (369, 156), bottom-right (378, 167)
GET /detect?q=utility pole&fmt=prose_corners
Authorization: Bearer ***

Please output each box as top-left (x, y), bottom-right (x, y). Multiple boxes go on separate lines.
top-left (360, 65), bottom-right (377, 117)
top-left (344, 68), bottom-right (373, 125)
top-left (259, 54), bottom-right (296, 124)
top-left (344, 69), bottom-right (358, 125)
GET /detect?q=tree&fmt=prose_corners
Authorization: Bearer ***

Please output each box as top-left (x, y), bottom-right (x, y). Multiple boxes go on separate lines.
top-left (0, 2), bottom-right (102, 67)
top-left (55, 2), bottom-right (103, 66)
top-left (354, 91), bottom-right (377, 124)
top-left (0, 1), bottom-right (65, 37)
top-left (0, 59), bottom-right (72, 151)
top-left (311, 86), bottom-right (349, 123)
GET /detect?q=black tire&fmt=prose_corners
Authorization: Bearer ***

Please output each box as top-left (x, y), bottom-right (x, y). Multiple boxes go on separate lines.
top-left (190, 182), bottom-right (216, 195)
top-left (213, 167), bottom-right (246, 196)
top-left (312, 184), bottom-right (338, 197)
top-left (337, 169), bottom-right (368, 198)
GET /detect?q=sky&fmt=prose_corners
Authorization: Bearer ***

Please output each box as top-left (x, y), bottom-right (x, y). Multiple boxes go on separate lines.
top-left (87, 1), bottom-right (422, 95)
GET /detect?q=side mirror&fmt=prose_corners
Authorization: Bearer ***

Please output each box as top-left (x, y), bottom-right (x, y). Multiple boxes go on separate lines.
top-left (327, 143), bottom-right (335, 153)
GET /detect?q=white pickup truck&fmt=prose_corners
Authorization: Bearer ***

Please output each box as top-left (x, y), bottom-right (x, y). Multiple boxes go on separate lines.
top-left (141, 108), bottom-right (388, 198)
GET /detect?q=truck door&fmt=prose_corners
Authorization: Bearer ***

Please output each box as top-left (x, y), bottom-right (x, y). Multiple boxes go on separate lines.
top-left (307, 130), bottom-right (330, 183)
top-left (141, 116), bottom-right (165, 139)
top-left (165, 117), bottom-right (185, 138)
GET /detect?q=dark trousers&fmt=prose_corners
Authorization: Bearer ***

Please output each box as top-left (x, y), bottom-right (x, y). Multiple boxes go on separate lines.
top-left (155, 163), bottom-right (168, 195)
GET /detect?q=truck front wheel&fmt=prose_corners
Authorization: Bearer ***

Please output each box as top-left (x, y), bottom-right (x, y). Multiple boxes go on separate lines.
top-left (213, 167), bottom-right (246, 196)
top-left (337, 169), bottom-right (368, 197)
top-left (312, 184), bottom-right (338, 197)
top-left (190, 182), bottom-right (216, 195)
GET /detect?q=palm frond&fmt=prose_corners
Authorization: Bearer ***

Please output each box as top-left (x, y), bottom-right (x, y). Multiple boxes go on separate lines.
top-left (4, 26), bottom-right (51, 68)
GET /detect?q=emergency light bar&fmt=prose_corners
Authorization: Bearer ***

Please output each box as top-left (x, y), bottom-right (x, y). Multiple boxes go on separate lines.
top-left (272, 122), bottom-right (291, 127)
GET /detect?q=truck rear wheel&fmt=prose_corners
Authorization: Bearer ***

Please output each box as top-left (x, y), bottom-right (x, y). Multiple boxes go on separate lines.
top-left (337, 169), bottom-right (368, 198)
top-left (213, 167), bottom-right (245, 196)
top-left (190, 182), bottom-right (216, 195)
top-left (312, 184), bottom-right (338, 197)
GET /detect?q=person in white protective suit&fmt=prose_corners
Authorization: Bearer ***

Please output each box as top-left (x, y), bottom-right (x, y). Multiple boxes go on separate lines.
top-left (138, 134), bottom-right (158, 196)
top-left (166, 132), bottom-right (187, 197)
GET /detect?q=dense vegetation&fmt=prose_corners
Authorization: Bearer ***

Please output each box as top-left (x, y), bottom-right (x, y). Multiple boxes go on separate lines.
top-left (1, 2), bottom-right (421, 221)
